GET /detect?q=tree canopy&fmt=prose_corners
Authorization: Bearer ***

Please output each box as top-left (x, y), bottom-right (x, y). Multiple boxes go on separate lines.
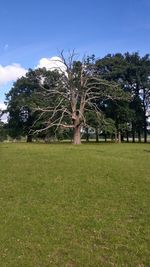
top-left (3, 51), bottom-right (150, 144)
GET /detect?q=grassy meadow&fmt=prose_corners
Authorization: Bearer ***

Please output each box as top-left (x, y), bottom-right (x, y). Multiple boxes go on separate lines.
top-left (0, 142), bottom-right (150, 267)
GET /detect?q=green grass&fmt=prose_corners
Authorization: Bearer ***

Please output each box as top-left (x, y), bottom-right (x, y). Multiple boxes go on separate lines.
top-left (0, 143), bottom-right (150, 267)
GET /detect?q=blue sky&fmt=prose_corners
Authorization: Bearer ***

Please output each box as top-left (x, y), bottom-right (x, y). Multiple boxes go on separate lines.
top-left (0, 0), bottom-right (150, 103)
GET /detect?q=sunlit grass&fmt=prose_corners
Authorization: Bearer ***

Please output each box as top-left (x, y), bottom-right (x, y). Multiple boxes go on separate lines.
top-left (0, 143), bottom-right (150, 266)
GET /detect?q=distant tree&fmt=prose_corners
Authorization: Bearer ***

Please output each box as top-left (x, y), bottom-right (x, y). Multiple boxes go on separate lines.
top-left (102, 99), bottom-right (132, 143)
top-left (5, 68), bottom-right (59, 142)
top-left (96, 52), bottom-right (150, 142)
top-left (101, 118), bottom-right (116, 142)
top-left (124, 53), bottom-right (150, 142)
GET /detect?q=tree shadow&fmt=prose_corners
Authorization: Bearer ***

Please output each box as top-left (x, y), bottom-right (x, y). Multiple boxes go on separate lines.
top-left (144, 150), bottom-right (150, 153)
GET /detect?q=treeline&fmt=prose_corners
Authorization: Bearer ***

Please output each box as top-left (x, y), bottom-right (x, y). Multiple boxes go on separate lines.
top-left (1, 52), bottom-right (150, 143)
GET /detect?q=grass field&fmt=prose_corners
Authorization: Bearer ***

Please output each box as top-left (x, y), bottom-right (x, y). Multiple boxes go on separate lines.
top-left (0, 143), bottom-right (150, 267)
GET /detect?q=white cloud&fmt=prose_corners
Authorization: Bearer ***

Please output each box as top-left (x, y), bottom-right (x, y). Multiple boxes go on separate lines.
top-left (0, 103), bottom-right (7, 123)
top-left (37, 56), bottom-right (67, 74)
top-left (0, 103), bottom-right (6, 110)
top-left (0, 114), bottom-right (7, 123)
top-left (0, 56), bottom-right (66, 88)
top-left (0, 56), bottom-right (67, 123)
top-left (0, 63), bottom-right (27, 87)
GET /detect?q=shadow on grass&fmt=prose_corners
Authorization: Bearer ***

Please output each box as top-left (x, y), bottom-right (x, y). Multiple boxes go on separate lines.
top-left (144, 149), bottom-right (150, 153)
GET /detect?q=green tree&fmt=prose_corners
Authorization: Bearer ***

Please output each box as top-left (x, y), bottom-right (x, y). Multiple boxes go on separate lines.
top-left (85, 111), bottom-right (104, 142)
top-left (96, 52), bottom-right (150, 142)
top-left (5, 68), bottom-right (60, 142)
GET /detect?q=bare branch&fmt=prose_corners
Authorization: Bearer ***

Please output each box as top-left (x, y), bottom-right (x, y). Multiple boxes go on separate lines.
top-left (32, 50), bottom-right (126, 144)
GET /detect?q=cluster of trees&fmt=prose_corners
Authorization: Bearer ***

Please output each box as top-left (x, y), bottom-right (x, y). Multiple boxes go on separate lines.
top-left (1, 52), bottom-right (150, 144)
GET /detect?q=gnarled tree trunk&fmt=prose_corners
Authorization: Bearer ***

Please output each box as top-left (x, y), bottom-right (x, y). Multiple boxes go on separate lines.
top-left (73, 126), bottom-right (81, 144)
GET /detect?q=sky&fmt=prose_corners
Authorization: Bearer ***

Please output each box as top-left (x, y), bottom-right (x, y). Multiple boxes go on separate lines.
top-left (0, 0), bottom-right (150, 107)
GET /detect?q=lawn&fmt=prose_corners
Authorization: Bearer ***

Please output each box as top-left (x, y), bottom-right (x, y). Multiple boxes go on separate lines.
top-left (0, 143), bottom-right (150, 267)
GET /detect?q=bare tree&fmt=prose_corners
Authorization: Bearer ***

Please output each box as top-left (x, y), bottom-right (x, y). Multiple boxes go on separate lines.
top-left (34, 51), bottom-right (126, 144)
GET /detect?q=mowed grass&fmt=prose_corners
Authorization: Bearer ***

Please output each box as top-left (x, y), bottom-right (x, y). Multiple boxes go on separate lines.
top-left (0, 143), bottom-right (150, 267)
